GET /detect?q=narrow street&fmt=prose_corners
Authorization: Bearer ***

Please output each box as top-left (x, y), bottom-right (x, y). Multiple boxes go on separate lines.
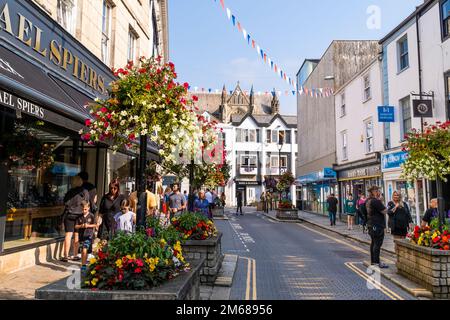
top-left (216, 208), bottom-right (417, 300)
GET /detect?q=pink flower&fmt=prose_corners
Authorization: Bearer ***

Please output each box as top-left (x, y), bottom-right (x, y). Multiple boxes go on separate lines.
top-left (134, 268), bottom-right (142, 274)
top-left (136, 259), bottom-right (144, 267)
top-left (183, 82), bottom-right (189, 90)
top-left (82, 133), bottom-right (91, 141)
top-left (100, 107), bottom-right (108, 113)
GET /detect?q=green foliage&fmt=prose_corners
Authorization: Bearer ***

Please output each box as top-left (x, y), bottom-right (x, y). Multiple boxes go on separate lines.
top-left (171, 212), bottom-right (217, 240)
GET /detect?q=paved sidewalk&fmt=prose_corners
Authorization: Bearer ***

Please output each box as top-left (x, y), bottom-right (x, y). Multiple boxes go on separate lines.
top-left (262, 209), bottom-right (395, 254)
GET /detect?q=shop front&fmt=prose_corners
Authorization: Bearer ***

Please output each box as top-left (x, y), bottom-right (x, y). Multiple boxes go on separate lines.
top-left (235, 180), bottom-right (262, 206)
top-left (297, 168), bottom-right (338, 215)
top-left (381, 149), bottom-right (426, 225)
top-left (0, 0), bottom-right (157, 255)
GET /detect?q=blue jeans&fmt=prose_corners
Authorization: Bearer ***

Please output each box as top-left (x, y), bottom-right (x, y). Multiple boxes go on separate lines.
top-left (328, 211), bottom-right (336, 225)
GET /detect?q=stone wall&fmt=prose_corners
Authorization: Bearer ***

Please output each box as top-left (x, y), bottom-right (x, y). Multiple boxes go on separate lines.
top-left (395, 240), bottom-right (450, 299)
top-left (183, 233), bottom-right (224, 285)
top-left (276, 209), bottom-right (299, 221)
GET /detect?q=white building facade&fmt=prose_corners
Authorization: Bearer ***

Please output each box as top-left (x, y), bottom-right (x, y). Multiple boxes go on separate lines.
top-left (379, 0), bottom-right (450, 221)
top-left (333, 59), bottom-right (385, 212)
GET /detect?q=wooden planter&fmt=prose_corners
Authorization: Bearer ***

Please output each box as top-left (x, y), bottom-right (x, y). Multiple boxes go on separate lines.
top-left (395, 240), bottom-right (450, 299)
top-left (35, 258), bottom-right (205, 300)
top-left (183, 233), bottom-right (224, 285)
top-left (276, 209), bottom-right (299, 221)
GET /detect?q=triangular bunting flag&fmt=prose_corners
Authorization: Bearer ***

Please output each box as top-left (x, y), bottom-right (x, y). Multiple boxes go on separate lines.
top-left (247, 34), bottom-right (251, 44)
top-left (226, 8), bottom-right (231, 19)
top-left (220, 0), bottom-right (225, 9)
top-left (243, 29), bottom-right (247, 40)
top-left (231, 15), bottom-right (236, 26)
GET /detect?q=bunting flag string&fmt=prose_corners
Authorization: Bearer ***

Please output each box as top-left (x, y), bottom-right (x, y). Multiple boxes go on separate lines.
top-left (186, 86), bottom-right (334, 98)
top-left (212, 0), bottom-right (334, 98)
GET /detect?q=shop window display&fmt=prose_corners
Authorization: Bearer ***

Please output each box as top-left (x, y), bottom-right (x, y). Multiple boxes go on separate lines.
top-left (1, 110), bottom-right (79, 249)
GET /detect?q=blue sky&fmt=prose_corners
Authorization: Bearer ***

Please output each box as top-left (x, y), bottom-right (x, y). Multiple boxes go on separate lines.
top-left (168, 0), bottom-right (423, 115)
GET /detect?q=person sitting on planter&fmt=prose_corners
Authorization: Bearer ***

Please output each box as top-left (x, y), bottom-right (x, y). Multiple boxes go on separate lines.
top-left (75, 201), bottom-right (97, 271)
top-left (387, 191), bottom-right (413, 241)
top-left (194, 190), bottom-right (210, 218)
top-left (114, 199), bottom-right (136, 234)
top-left (345, 193), bottom-right (356, 230)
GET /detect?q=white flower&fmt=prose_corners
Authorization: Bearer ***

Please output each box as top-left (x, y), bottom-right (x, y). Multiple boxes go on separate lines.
top-left (78, 129), bottom-right (83, 134)
top-left (120, 120), bottom-right (126, 126)
top-left (121, 111), bottom-right (127, 116)
top-left (141, 129), bottom-right (148, 135)
top-left (90, 130), bottom-right (96, 135)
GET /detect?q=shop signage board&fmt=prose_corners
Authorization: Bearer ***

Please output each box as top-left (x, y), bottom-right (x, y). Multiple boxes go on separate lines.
top-left (0, 0), bottom-right (115, 97)
top-left (412, 99), bottom-right (433, 118)
top-left (382, 151), bottom-right (408, 171)
top-left (298, 168), bottom-right (337, 184)
top-left (377, 106), bottom-right (395, 122)
top-left (339, 165), bottom-right (381, 180)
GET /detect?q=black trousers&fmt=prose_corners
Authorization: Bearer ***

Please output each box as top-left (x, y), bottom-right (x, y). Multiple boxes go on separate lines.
top-left (368, 226), bottom-right (385, 264)
top-left (236, 205), bottom-right (243, 214)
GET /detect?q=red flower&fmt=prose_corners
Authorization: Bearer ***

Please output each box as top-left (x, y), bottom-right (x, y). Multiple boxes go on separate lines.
top-left (145, 83), bottom-right (151, 90)
top-left (139, 68), bottom-right (147, 74)
top-left (104, 122), bottom-right (109, 128)
top-left (101, 107), bottom-right (108, 113)
top-left (129, 133), bottom-right (136, 140)
top-left (107, 114), bottom-right (112, 119)
top-left (183, 82), bottom-right (189, 90)
top-left (192, 95), bottom-right (198, 102)
top-left (82, 133), bottom-right (91, 141)
top-left (136, 259), bottom-right (144, 267)
top-left (85, 119), bottom-right (92, 126)
top-left (134, 268), bottom-right (142, 274)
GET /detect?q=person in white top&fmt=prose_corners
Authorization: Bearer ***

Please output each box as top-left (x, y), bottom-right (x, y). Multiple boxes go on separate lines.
top-left (205, 189), bottom-right (213, 219)
top-left (114, 199), bottom-right (136, 234)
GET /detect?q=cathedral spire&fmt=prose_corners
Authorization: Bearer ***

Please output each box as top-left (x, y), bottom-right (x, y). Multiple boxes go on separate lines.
top-left (271, 89), bottom-right (280, 115)
top-left (249, 85), bottom-right (254, 106)
top-left (221, 84), bottom-right (227, 105)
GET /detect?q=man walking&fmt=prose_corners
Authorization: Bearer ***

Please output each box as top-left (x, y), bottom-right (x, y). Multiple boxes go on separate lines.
top-left (327, 194), bottom-right (338, 226)
top-left (366, 186), bottom-right (389, 269)
top-left (236, 191), bottom-right (243, 216)
top-left (168, 184), bottom-right (186, 220)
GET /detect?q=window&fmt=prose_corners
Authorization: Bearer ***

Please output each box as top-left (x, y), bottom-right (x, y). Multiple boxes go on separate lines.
top-left (294, 130), bottom-right (298, 144)
top-left (271, 130), bottom-right (278, 144)
top-left (340, 93), bottom-right (346, 117)
top-left (266, 130), bottom-right (271, 143)
top-left (270, 155), bottom-right (279, 168)
top-left (364, 119), bottom-right (374, 153)
top-left (57, 0), bottom-right (76, 34)
top-left (256, 129), bottom-right (260, 143)
top-left (280, 156), bottom-right (288, 168)
top-left (269, 155), bottom-right (287, 168)
top-left (442, 0), bottom-right (450, 39)
top-left (128, 28), bottom-right (138, 62)
top-left (400, 96), bottom-right (412, 139)
top-left (341, 131), bottom-right (348, 160)
top-left (101, 1), bottom-right (113, 65)
top-left (241, 155), bottom-right (257, 167)
top-left (236, 129), bottom-right (243, 142)
top-left (363, 74), bottom-right (371, 101)
top-left (398, 35), bottom-right (409, 71)
top-left (285, 130), bottom-right (291, 144)
top-left (278, 131), bottom-right (285, 144)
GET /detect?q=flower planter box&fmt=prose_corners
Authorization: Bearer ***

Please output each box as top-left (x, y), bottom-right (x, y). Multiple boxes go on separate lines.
top-left (183, 233), bottom-right (224, 285)
top-left (212, 208), bottom-right (224, 218)
top-left (276, 209), bottom-right (299, 221)
top-left (35, 258), bottom-right (205, 300)
top-left (395, 240), bottom-right (450, 299)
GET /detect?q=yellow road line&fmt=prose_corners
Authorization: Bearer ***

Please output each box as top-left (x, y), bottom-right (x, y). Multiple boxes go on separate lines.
top-left (252, 258), bottom-right (257, 300)
top-left (241, 257), bottom-right (257, 300)
top-left (345, 262), bottom-right (404, 300)
top-left (296, 223), bottom-right (395, 264)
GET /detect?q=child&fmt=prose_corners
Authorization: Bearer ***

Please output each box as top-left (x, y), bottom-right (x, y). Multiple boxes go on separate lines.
top-left (114, 199), bottom-right (136, 234)
top-left (75, 201), bottom-right (97, 270)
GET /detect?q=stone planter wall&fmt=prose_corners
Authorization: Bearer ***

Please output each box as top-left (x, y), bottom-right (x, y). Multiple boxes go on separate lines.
top-left (183, 233), bottom-right (224, 285)
top-left (395, 240), bottom-right (450, 299)
top-left (212, 208), bottom-right (224, 218)
top-left (35, 258), bottom-right (205, 300)
top-left (276, 209), bottom-right (299, 221)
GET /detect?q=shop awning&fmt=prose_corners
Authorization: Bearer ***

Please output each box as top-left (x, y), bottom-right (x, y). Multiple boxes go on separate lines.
top-left (296, 168), bottom-right (337, 185)
top-left (0, 44), bottom-right (93, 129)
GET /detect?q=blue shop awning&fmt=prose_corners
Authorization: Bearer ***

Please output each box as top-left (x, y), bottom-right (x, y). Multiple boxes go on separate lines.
top-left (296, 168), bottom-right (337, 185)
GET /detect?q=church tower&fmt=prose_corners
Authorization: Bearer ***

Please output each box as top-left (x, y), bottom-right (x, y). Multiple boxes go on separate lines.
top-left (220, 85), bottom-right (228, 123)
top-left (271, 89), bottom-right (280, 115)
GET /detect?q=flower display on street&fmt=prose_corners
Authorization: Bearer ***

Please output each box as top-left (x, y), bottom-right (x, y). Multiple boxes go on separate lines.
top-left (80, 56), bottom-right (219, 166)
top-left (401, 121), bottom-right (450, 182)
top-left (171, 212), bottom-right (217, 240)
top-left (408, 218), bottom-right (450, 250)
top-left (83, 227), bottom-right (189, 290)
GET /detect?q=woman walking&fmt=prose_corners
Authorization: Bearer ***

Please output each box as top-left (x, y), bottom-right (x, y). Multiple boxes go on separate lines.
top-left (61, 175), bottom-right (90, 262)
top-left (98, 179), bottom-right (126, 240)
top-left (356, 193), bottom-right (367, 233)
top-left (387, 191), bottom-right (413, 240)
top-left (345, 194), bottom-right (356, 230)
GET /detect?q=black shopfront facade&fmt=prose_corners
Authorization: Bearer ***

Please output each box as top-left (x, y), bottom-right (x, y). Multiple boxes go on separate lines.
top-left (0, 0), bottom-right (156, 254)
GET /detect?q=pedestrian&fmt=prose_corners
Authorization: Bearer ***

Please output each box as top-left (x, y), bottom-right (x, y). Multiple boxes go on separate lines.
top-left (194, 190), bottom-right (210, 218)
top-left (75, 200), bottom-right (97, 270)
top-left (326, 194), bottom-right (338, 226)
top-left (387, 191), bottom-right (413, 240)
top-left (260, 192), bottom-right (266, 212)
top-left (366, 186), bottom-right (389, 268)
top-left (98, 179), bottom-right (126, 241)
top-left (220, 192), bottom-right (226, 207)
top-left (129, 181), bottom-right (157, 217)
top-left (78, 172), bottom-right (97, 215)
top-left (265, 192), bottom-right (271, 213)
top-left (345, 193), bottom-right (356, 230)
top-left (168, 184), bottom-right (186, 220)
top-left (184, 191), bottom-right (189, 205)
top-left (60, 175), bottom-right (90, 262)
top-left (356, 193), bottom-right (368, 233)
top-left (236, 191), bottom-right (243, 216)
top-left (114, 199), bottom-right (136, 234)
top-left (205, 188), bottom-right (213, 217)
top-left (420, 198), bottom-right (449, 227)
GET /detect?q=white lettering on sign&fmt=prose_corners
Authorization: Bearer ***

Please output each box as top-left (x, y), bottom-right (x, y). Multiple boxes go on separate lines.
top-left (0, 57), bottom-right (24, 79)
top-left (0, 90), bottom-right (44, 119)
